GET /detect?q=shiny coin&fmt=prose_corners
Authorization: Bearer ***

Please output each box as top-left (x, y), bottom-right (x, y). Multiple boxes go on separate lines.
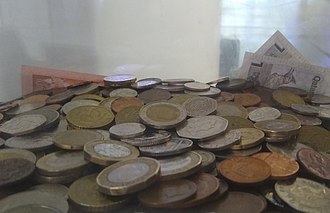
top-left (131, 78), bottom-right (162, 89)
top-left (109, 122), bottom-right (146, 139)
top-left (162, 78), bottom-right (195, 85)
top-left (194, 150), bottom-right (216, 173)
top-left (121, 130), bottom-right (171, 147)
top-left (206, 76), bottom-right (229, 85)
top-left (139, 102), bottom-right (186, 129)
top-left (0, 148), bottom-right (37, 163)
top-left (138, 88), bottom-right (172, 104)
top-left (54, 129), bottom-right (103, 150)
top-left (278, 86), bottom-right (308, 97)
top-left (5, 102), bottom-right (45, 116)
top-left (139, 137), bottom-right (193, 157)
top-left (216, 102), bottom-right (248, 118)
top-left (177, 115), bottom-right (228, 141)
top-left (72, 94), bottom-right (105, 102)
top-left (137, 179), bottom-right (197, 208)
top-left (291, 103), bottom-right (319, 116)
top-left (216, 78), bottom-right (247, 91)
top-left (310, 94), bottom-right (330, 105)
top-left (266, 141), bottom-right (310, 160)
top-left (183, 82), bottom-right (210, 92)
top-left (297, 148), bottom-right (330, 181)
top-left (254, 120), bottom-right (301, 137)
top-left (84, 139), bottom-right (139, 166)
top-left (168, 94), bottom-right (198, 105)
top-left (184, 87), bottom-right (221, 98)
top-left (154, 84), bottom-right (185, 92)
top-left (234, 93), bottom-right (261, 107)
top-left (275, 177), bottom-right (330, 213)
top-left (109, 88), bottom-right (138, 98)
top-left (111, 97), bottom-right (144, 113)
top-left (99, 97), bottom-right (119, 111)
top-left (69, 174), bottom-right (130, 212)
top-left (61, 100), bottom-right (99, 115)
top-left (197, 129), bottom-right (241, 151)
top-left (0, 158), bottom-right (35, 187)
top-left (0, 114), bottom-right (47, 136)
top-left (158, 151), bottom-right (202, 181)
top-left (29, 184), bottom-right (68, 200)
top-left (115, 105), bottom-right (141, 124)
top-left (96, 157), bottom-right (160, 196)
top-left (103, 74), bottom-right (136, 85)
top-left (272, 89), bottom-right (305, 108)
top-left (248, 107), bottom-right (281, 122)
top-left (69, 83), bottom-right (99, 96)
top-left (252, 152), bottom-right (299, 180)
top-left (23, 108), bottom-right (60, 130)
top-left (218, 156), bottom-right (271, 185)
top-left (66, 105), bottom-right (114, 129)
top-left (230, 128), bottom-right (264, 150)
top-left (223, 116), bottom-right (254, 130)
top-left (5, 132), bottom-right (54, 152)
top-left (215, 145), bottom-right (262, 160)
top-left (215, 91), bottom-right (235, 102)
top-left (183, 97), bottom-right (217, 117)
top-left (46, 90), bottom-right (74, 105)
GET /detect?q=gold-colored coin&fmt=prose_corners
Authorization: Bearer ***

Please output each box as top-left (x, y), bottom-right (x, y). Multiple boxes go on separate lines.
top-left (279, 113), bottom-right (301, 124)
top-left (66, 105), bottom-right (114, 129)
top-left (115, 105), bottom-right (142, 124)
top-left (0, 148), bottom-right (37, 163)
top-left (223, 116), bottom-right (254, 130)
top-left (297, 126), bottom-right (330, 153)
top-left (34, 171), bottom-right (83, 184)
top-left (72, 94), bottom-right (105, 102)
top-left (230, 128), bottom-right (264, 150)
top-left (272, 90), bottom-right (305, 108)
top-left (216, 102), bottom-right (248, 118)
top-left (254, 120), bottom-right (301, 138)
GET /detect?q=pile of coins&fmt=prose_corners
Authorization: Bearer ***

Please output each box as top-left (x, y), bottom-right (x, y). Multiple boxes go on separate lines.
top-left (0, 75), bottom-right (329, 213)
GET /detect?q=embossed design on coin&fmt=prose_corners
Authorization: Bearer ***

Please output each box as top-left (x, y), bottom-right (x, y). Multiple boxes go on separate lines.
top-left (230, 128), bottom-right (264, 150)
top-left (61, 100), bottom-right (99, 115)
top-left (216, 102), bottom-right (248, 118)
top-left (121, 131), bottom-right (171, 146)
top-left (184, 82), bottom-right (210, 91)
top-left (183, 97), bottom-right (217, 117)
top-left (109, 122), bottom-right (146, 139)
top-left (109, 88), bottom-right (138, 98)
top-left (248, 107), bottom-right (281, 122)
top-left (5, 132), bottom-right (54, 151)
top-left (198, 129), bottom-right (241, 151)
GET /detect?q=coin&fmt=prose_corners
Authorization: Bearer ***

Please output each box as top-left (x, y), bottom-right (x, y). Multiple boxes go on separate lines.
top-left (254, 119), bottom-right (301, 137)
top-left (23, 108), bottom-right (60, 130)
top-left (216, 78), bottom-right (247, 91)
top-left (139, 137), bottom-right (193, 157)
top-left (34, 171), bottom-right (83, 185)
top-left (84, 139), bottom-right (140, 166)
top-left (162, 78), bottom-right (194, 85)
top-left (317, 106), bottom-right (330, 120)
top-left (158, 151), bottom-right (202, 181)
top-left (111, 97), bottom-right (144, 113)
top-left (109, 122), bottom-right (146, 139)
top-left (272, 89), bottom-right (305, 108)
top-left (131, 78), bottom-right (162, 90)
top-left (137, 179), bottom-right (197, 208)
top-left (5, 132), bottom-right (54, 151)
top-left (138, 88), bottom-right (172, 104)
top-left (278, 112), bottom-right (301, 124)
top-left (215, 145), bottom-right (262, 160)
top-left (0, 137), bottom-right (4, 148)
top-left (184, 87), bottom-right (221, 98)
top-left (66, 105), bottom-right (114, 129)
top-left (264, 135), bottom-right (292, 143)
top-left (54, 129), bottom-right (103, 150)
top-left (41, 104), bottom-right (62, 112)
top-left (266, 141), bottom-right (310, 160)
top-left (282, 110), bottom-right (321, 126)
top-left (194, 150), bottom-right (216, 173)
top-left (155, 84), bottom-right (185, 92)
top-left (69, 83), bottom-right (99, 96)
top-left (121, 130), bottom-right (171, 146)
top-left (183, 82), bottom-right (210, 92)
top-left (109, 88), bottom-right (138, 98)
top-left (139, 102), bottom-right (186, 129)
top-left (182, 97), bottom-right (217, 117)
top-left (215, 91), bottom-right (235, 102)
top-left (216, 102), bottom-right (248, 118)
top-left (5, 102), bottom-right (45, 116)
top-left (72, 94), bottom-right (105, 102)
top-left (99, 97), bottom-right (119, 111)
top-left (103, 74), bottom-right (137, 87)
top-left (234, 93), bottom-right (261, 107)
top-left (96, 157), bottom-right (160, 195)
top-left (69, 174), bottom-right (130, 212)
top-left (297, 148), bottom-right (330, 181)
top-left (176, 115), bottom-right (228, 141)
top-left (291, 103), bottom-right (319, 116)
top-left (310, 94), bottom-right (330, 105)
top-left (278, 86), bottom-right (307, 97)
top-left (168, 94), bottom-right (198, 105)
top-left (230, 128), bottom-right (264, 150)
top-left (248, 107), bottom-right (281, 122)
top-left (218, 156), bottom-right (271, 185)
top-left (0, 114), bottom-right (47, 136)
top-left (29, 184), bottom-right (68, 200)
top-left (61, 100), bottom-right (99, 115)
top-left (223, 116), bottom-right (254, 130)
top-left (46, 90), bottom-right (74, 104)
top-left (197, 129), bottom-right (241, 151)
top-left (275, 177), bottom-right (330, 213)
top-left (252, 152), bottom-right (299, 180)
top-left (206, 76), bottom-right (229, 85)
top-left (0, 148), bottom-right (37, 163)
top-left (115, 105), bottom-right (141, 124)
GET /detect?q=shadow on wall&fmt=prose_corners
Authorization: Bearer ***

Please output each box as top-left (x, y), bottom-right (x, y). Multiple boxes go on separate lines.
top-left (220, 38), bottom-right (240, 76)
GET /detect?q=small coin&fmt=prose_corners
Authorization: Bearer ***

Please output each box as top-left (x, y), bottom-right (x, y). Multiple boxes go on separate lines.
top-left (310, 94), bottom-right (330, 105)
top-left (131, 78), bottom-right (162, 90)
top-left (168, 94), bottom-right (199, 105)
top-left (183, 97), bottom-right (217, 117)
top-left (183, 82), bottom-right (210, 92)
top-left (72, 94), bottom-right (105, 102)
top-left (23, 108), bottom-right (60, 130)
top-left (111, 97), bottom-right (144, 113)
top-left (46, 90), bottom-right (74, 105)
top-left (194, 150), bottom-right (216, 173)
top-left (266, 141), bottom-right (310, 160)
top-left (216, 78), bottom-right (247, 91)
top-left (29, 184), bottom-right (68, 200)
top-left (103, 74), bottom-right (137, 86)
top-left (248, 107), bottom-right (281, 122)
top-left (291, 103), bottom-right (319, 116)
top-left (137, 179), bottom-right (197, 208)
top-left (0, 148), bottom-right (37, 163)
top-left (176, 115), bottom-right (228, 141)
top-left (184, 87), bottom-right (221, 98)
top-left (275, 177), bottom-right (330, 213)
top-left (109, 88), bottom-right (138, 98)
top-left (278, 86), bottom-right (307, 97)
top-left (61, 100), bottom-right (99, 115)
top-left (216, 102), bottom-right (248, 118)
top-left (297, 148), bottom-right (330, 181)
top-left (69, 83), bottom-right (99, 96)
top-left (5, 102), bottom-right (45, 116)
top-left (115, 105), bottom-right (142, 124)
top-left (234, 93), bottom-right (261, 107)
top-left (162, 78), bottom-right (195, 85)
top-left (5, 132), bottom-right (54, 152)
top-left (218, 156), bottom-right (271, 185)
top-left (230, 128), bottom-right (264, 150)
top-left (254, 120), bottom-right (301, 137)
top-left (121, 130), bottom-right (171, 146)
top-left (272, 89), bottom-right (305, 108)
top-left (96, 157), bottom-right (160, 196)
top-left (155, 84), bottom-right (185, 92)
top-left (138, 88), bottom-right (172, 104)
top-left (223, 116), bottom-right (254, 130)
top-left (197, 129), bottom-right (241, 151)
top-left (215, 145), bottom-right (262, 160)
top-left (109, 122), bottom-right (146, 139)
top-left (0, 114), bottom-right (47, 136)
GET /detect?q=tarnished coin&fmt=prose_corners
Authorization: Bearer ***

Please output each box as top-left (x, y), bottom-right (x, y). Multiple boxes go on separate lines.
top-left (272, 89), bottom-right (305, 108)
top-left (72, 94), bottom-right (105, 102)
top-left (291, 103), bottom-right (319, 116)
top-left (182, 97), bottom-right (217, 117)
top-left (282, 110), bottom-right (321, 126)
top-left (310, 94), bottom-right (330, 105)
top-left (138, 179), bottom-right (197, 208)
top-left (230, 128), bottom-right (264, 150)
top-left (103, 74), bottom-right (137, 86)
top-left (183, 82), bottom-right (210, 92)
top-left (194, 150), bottom-right (216, 173)
top-left (96, 157), bottom-right (160, 196)
top-left (111, 97), bottom-right (144, 113)
top-left (197, 129), bottom-right (241, 151)
top-left (155, 84), bottom-right (185, 92)
top-left (109, 122), bottom-right (146, 139)
top-left (162, 78), bottom-right (194, 85)
top-left (139, 137), bottom-right (193, 157)
top-left (266, 141), bottom-right (310, 160)
top-left (18, 94), bottom-right (49, 105)
top-left (121, 130), bottom-right (171, 147)
top-left (278, 86), bottom-right (307, 97)
top-left (176, 115), bottom-right (228, 141)
top-left (84, 139), bottom-right (139, 166)
top-left (29, 184), bottom-right (68, 200)
top-left (184, 87), bottom-right (221, 98)
top-left (223, 116), bottom-right (254, 130)
top-left (216, 78), bottom-right (247, 91)
top-left (234, 93), bottom-right (261, 107)
top-left (23, 108), bottom-right (60, 130)
top-left (0, 114), bottom-right (47, 136)
top-left (158, 151), bottom-right (202, 181)
top-left (95, 129), bottom-right (110, 140)
top-left (168, 94), bottom-right (198, 105)
top-left (278, 112), bottom-right (301, 124)
top-left (218, 156), bottom-right (271, 185)
top-left (139, 102), bottom-right (186, 129)
top-left (109, 88), bottom-right (138, 98)
top-left (131, 78), bottom-right (162, 90)
top-left (254, 120), bottom-right (301, 137)
top-left (69, 174), bottom-right (130, 212)
top-left (0, 148), bottom-right (37, 163)
top-left (216, 102), bottom-right (248, 118)
top-left (5, 132), bottom-right (54, 151)
top-left (99, 97), bottom-right (119, 111)
top-left (61, 100), bottom-right (99, 115)
top-left (317, 106), bottom-right (330, 120)
top-left (115, 105), bottom-right (142, 124)
top-left (297, 148), bottom-right (330, 181)
top-left (54, 129), bottom-right (103, 150)
top-left (215, 145), bottom-right (262, 160)
top-left (275, 177), bottom-right (330, 213)
top-left (138, 88), bottom-right (172, 104)
top-left (5, 102), bottom-right (45, 116)
top-left (69, 83), bottom-right (99, 96)
top-left (215, 91), bottom-right (235, 102)
top-left (66, 105), bottom-right (114, 129)
top-left (252, 152), bottom-right (299, 180)
top-left (41, 104), bottom-right (62, 112)
top-left (46, 90), bottom-right (74, 104)
top-left (248, 107), bottom-right (281, 122)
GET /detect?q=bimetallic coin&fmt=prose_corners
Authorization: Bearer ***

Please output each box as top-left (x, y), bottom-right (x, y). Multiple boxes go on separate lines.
top-left (183, 97), bottom-right (217, 117)
top-left (310, 94), bottom-right (330, 105)
top-left (275, 177), bottom-right (330, 213)
top-left (0, 148), bottom-right (37, 163)
top-left (69, 83), bottom-right (99, 96)
top-left (138, 88), bottom-right (172, 104)
top-left (109, 88), bottom-right (138, 98)
top-left (184, 87), bottom-right (221, 98)
top-left (254, 120), bottom-right (301, 137)
top-left (216, 102), bottom-right (248, 118)
top-left (131, 78), bottom-right (162, 90)
top-left (109, 123), bottom-right (146, 139)
top-left (248, 107), bottom-right (281, 122)
top-left (176, 115), bottom-right (228, 141)
top-left (194, 150), bottom-right (216, 173)
top-left (197, 129), bottom-right (241, 151)
top-left (272, 89), bottom-right (305, 108)
top-left (61, 100), bottom-right (99, 115)
top-left (183, 82), bottom-right (210, 92)
top-left (234, 93), bottom-right (261, 107)
top-left (291, 103), bottom-right (319, 116)
top-left (84, 139), bottom-right (140, 166)
top-left (96, 157), bottom-right (160, 196)
top-left (121, 130), bottom-right (171, 147)
top-left (216, 78), bottom-right (247, 91)
top-left (266, 141), bottom-right (310, 160)
top-left (5, 132), bottom-right (54, 151)
top-left (46, 90), bottom-right (74, 105)
top-left (5, 102), bottom-right (45, 116)
top-left (230, 128), bottom-right (264, 150)
top-left (111, 97), bottom-right (144, 113)
top-left (0, 114), bottom-right (47, 136)
top-left (115, 106), bottom-right (141, 124)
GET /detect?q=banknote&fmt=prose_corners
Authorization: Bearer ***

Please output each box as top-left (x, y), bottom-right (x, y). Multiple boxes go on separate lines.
top-left (237, 52), bottom-right (330, 96)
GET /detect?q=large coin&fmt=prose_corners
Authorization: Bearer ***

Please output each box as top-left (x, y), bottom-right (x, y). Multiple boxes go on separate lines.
top-left (109, 122), bottom-right (146, 139)
top-left (18, 94), bottom-right (49, 105)
top-left (121, 130), bottom-right (171, 147)
top-left (168, 94), bottom-right (198, 105)
top-left (194, 150), bottom-right (216, 173)
top-left (184, 87), bottom-right (221, 98)
top-left (23, 108), bottom-right (60, 130)
top-left (162, 78), bottom-right (194, 85)
top-left (183, 82), bottom-right (210, 91)
top-left (103, 74), bottom-right (136, 87)
top-left (176, 115), bottom-right (228, 141)
top-left (29, 184), bottom-right (68, 200)
top-left (248, 107), bottom-right (281, 122)
top-left (182, 97), bottom-right (217, 117)
top-left (0, 148), bottom-right (37, 163)
top-left (111, 97), bottom-right (144, 113)
top-left (278, 86), bottom-right (307, 97)
top-left (115, 105), bottom-right (141, 124)
top-left (155, 84), bottom-right (185, 92)
top-left (99, 97), bottom-right (119, 111)
top-left (291, 103), bottom-right (319, 116)
top-left (216, 102), bottom-right (248, 118)
top-left (34, 171), bottom-right (83, 185)
top-left (138, 88), bottom-right (171, 104)
top-left (234, 93), bottom-right (261, 107)
top-left (223, 116), bottom-right (254, 130)
top-left (69, 83), bottom-right (99, 96)
top-left (61, 100), bottom-right (99, 115)
top-left (5, 102), bottom-right (45, 116)
top-left (230, 128), bottom-right (264, 150)
top-left (46, 90), bottom-right (74, 105)
top-left (197, 129), bottom-right (241, 151)
top-left (109, 88), bottom-right (138, 98)
top-left (310, 94), bottom-right (330, 105)
top-left (272, 89), bottom-right (305, 108)
top-left (282, 110), bottom-right (321, 126)
top-left (266, 141), bottom-right (310, 160)
top-left (5, 132), bottom-right (54, 152)
top-left (254, 120), bottom-right (301, 137)
top-left (275, 177), bottom-right (330, 213)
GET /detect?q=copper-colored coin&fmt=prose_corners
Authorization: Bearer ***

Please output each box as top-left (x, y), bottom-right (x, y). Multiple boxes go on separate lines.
top-left (138, 179), bottom-right (197, 208)
top-left (252, 152), bottom-right (299, 180)
top-left (138, 88), bottom-right (171, 104)
top-left (111, 97), bottom-right (144, 113)
top-left (218, 156), bottom-right (271, 185)
top-left (234, 93), bottom-right (261, 107)
top-left (272, 90), bottom-right (305, 108)
top-left (46, 90), bottom-right (74, 105)
top-left (297, 148), bottom-right (330, 181)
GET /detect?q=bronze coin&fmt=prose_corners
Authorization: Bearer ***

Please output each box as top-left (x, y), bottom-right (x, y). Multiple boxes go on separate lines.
top-left (46, 90), bottom-right (74, 105)
top-left (297, 148), bottom-right (330, 181)
top-left (234, 93), bottom-right (261, 107)
top-left (111, 97), bottom-right (144, 113)
top-left (218, 156), bottom-right (271, 185)
top-left (137, 179), bottom-right (197, 208)
top-left (138, 88), bottom-right (172, 104)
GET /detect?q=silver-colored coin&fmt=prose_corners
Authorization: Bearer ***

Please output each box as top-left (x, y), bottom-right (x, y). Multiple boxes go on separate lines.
top-left (310, 94), bottom-right (330, 105)
top-left (264, 136), bottom-right (292, 143)
top-left (131, 78), bottom-right (162, 89)
top-left (139, 137), bottom-right (193, 157)
top-left (206, 77), bottom-right (230, 85)
top-left (5, 102), bottom-right (45, 116)
top-left (266, 141), bottom-right (310, 160)
top-left (197, 129), bottom-right (241, 151)
top-left (23, 108), bottom-right (60, 130)
top-left (61, 100), bottom-right (99, 115)
top-left (95, 129), bottom-right (110, 140)
top-left (176, 115), bottom-right (228, 141)
top-left (184, 87), bottom-right (221, 98)
top-left (282, 110), bottom-right (322, 126)
top-left (215, 144), bottom-right (262, 160)
top-left (104, 74), bottom-right (136, 84)
top-left (194, 150), bottom-right (216, 173)
top-left (183, 97), bottom-right (217, 117)
top-left (154, 84), bottom-right (185, 92)
top-left (0, 114), bottom-right (47, 136)
top-left (162, 78), bottom-right (195, 85)
top-left (5, 132), bottom-right (54, 151)
top-left (291, 104), bottom-right (319, 116)
top-left (184, 82), bottom-right (210, 92)
top-left (69, 83), bottom-right (99, 96)
top-left (109, 122), bottom-right (146, 139)
top-left (109, 88), bottom-right (138, 98)
top-left (0, 137), bottom-right (4, 148)
top-left (317, 107), bottom-right (330, 120)
top-left (121, 131), bottom-right (171, 146)
top-left (29, 184), bottom-right (69, 200)
top-left (248, 107), bottom-right (281, 122)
